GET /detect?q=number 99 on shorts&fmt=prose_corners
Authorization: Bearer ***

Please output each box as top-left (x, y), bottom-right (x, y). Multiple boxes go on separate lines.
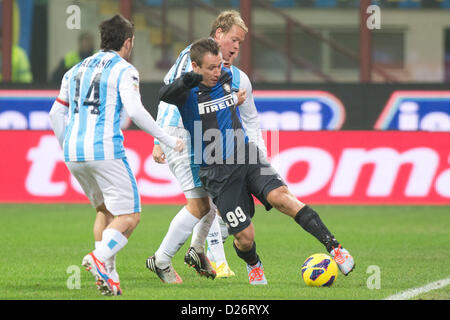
top-left (225, 206), bottom-right (247, 228)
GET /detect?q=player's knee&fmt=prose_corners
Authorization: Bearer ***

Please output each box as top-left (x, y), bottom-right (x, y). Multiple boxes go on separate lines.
top-left (133, 213), bottom-right (141, 226)
top-left (233, 228), bottom-right (254, 251)
top-left (130, 213), bottom-right (141, 230)
top-left (124, 212), bottom-right (141, 230)
top-left (267, 186), bottom-right (302, 217)
top-left (96, 203), bottom-right (114, 219)
top-left (186, 197), bottom-right (210, 218)
top-left (234, 238), bottom-right (254, 252)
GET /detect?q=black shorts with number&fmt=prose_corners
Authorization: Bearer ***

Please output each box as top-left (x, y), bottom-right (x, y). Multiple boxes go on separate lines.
top-left (198, 143), bottom-right (286, 235)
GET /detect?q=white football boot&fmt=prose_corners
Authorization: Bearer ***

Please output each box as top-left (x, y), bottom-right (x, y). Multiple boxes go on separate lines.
top-left (247, 261), bottom-right (268, 285)
top-left (82, 252), bottom-right (122, 296)
top-left (329, 245), bottom-right (355, 276)
top-left (146, 255), bottom-right (183, 284)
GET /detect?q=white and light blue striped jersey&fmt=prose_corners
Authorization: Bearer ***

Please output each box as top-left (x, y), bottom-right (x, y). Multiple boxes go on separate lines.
top-left (58, 50), bottom-right (137, 162)
top-left (156, 44), bottom-right (192, 129)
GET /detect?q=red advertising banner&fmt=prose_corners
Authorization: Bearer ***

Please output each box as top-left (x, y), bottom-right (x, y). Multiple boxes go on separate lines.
top-left (0, 130), bottom-right (449, 205)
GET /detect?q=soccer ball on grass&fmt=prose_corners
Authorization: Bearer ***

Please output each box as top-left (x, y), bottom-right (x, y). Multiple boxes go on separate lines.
top-left (301, 253), bottom-right (338, 287)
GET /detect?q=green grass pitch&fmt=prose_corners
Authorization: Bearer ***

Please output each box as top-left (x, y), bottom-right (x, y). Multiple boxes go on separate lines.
top-left (0, 204), bottom-right (448, 300)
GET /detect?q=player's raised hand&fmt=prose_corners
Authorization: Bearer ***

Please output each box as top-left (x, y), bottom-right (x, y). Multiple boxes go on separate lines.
top-left (152, 144), bottom-right (166, 164)
top-left (236, 89), bottom-right (247, 106)
top-left (183, 72), bottom-right (203, 89)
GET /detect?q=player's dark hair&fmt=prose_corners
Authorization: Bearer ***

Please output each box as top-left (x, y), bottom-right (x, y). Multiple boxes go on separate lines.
top-left (99, 14), bottom-right (134, 51)
top-left (190, 37), bottom-right (220, 67)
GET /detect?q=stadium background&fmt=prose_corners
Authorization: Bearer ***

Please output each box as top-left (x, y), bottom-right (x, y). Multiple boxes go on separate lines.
top-left (0, 0), bottom-right (449, 302)
top-left (1, 0), bottom-right (449, 206)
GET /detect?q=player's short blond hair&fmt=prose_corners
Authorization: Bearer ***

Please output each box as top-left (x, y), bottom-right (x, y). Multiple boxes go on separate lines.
top-left (209, 10), bottom-right (248, 37)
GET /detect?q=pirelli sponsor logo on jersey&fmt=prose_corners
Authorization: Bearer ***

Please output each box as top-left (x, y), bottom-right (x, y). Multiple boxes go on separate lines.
top-left (198, 94), bottom-right (234, 115)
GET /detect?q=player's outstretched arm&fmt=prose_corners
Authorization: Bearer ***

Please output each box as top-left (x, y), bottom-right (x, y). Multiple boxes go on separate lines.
top-left (159, 72), bottom-right (202, 106)
top-left (120, 68), bottom-right (184, 152)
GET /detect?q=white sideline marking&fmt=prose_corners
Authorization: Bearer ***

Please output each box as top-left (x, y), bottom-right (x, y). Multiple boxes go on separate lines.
top-left (384, 278), bottom-right (450, 300)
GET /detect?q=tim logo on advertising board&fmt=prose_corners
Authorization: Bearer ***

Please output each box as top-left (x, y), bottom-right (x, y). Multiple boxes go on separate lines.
top-left (375, 91), bottom-right (450, 131)
top-left (254, 91), bottom-right (346, 131)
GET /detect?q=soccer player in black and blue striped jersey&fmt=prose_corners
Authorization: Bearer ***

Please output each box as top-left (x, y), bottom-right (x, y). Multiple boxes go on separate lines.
top-left (159, 38), bottom-right (355, 285)
top-left (147, 11), bottom-right (258, 283)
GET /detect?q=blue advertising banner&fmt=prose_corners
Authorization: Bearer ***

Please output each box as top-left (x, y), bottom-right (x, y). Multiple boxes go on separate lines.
top-left (1, 89), bottom-right (347, 131)
top-left (374, 91), bottom-right (450, 131)
top-left (0, 90), bottom-right (58, 129)
top-left (254, 90), bottom-right (346, 131)
top-left (2, 87), bottom-right (449, 131)
top-left (0, 89), bottom-right (133, 130)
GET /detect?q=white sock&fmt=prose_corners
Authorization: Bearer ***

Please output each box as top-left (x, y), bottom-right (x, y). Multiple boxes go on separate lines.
top-left (217, 215), bottom-right (229, 242)
top-left (155, 206), bottom-right (199, 269)
top-left (93, 228), bottom-right (128, 263)
top-left (95, 241), bottom-right (119, 282)
top-left (190, 203), bottom-right (216, 253)
top-left (206, 216), bottom-right (227, 266)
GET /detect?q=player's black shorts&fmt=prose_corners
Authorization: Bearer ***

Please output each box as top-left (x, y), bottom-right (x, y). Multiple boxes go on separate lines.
top-left (198, 142), bottom-right (286, 235)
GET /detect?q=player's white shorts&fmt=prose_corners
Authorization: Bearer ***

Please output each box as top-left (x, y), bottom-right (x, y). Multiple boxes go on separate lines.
top-left (66, 158), bottom-right (141, 215)
top-left (159, 126), bottom-right (208, 199)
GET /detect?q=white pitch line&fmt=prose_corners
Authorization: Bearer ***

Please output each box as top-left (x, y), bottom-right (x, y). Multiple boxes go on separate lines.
top-left (384, 278), bottom-right (450, 300)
